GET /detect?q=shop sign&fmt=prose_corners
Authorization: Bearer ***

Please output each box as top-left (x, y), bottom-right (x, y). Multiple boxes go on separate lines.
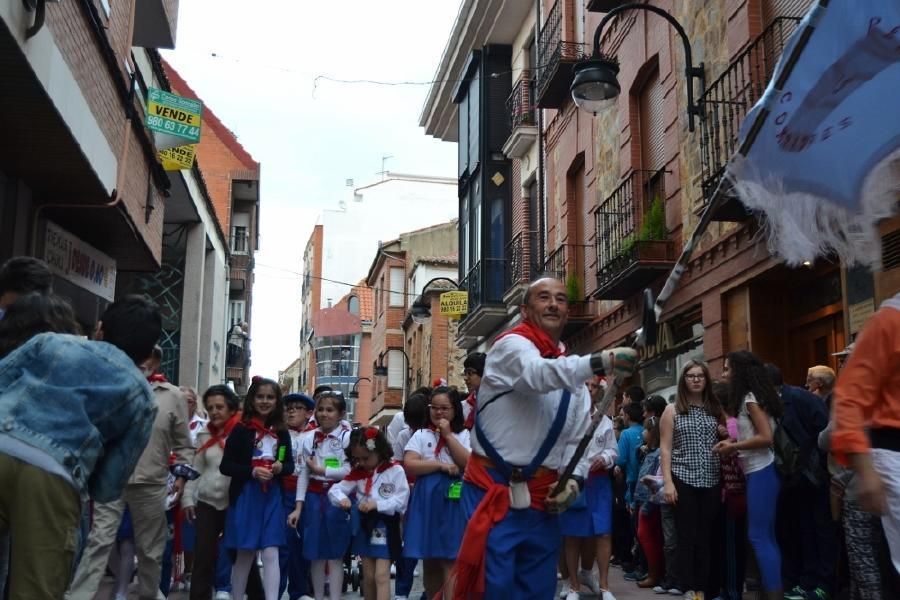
top-left (158, 144), bottom-right (197, 171)
top-left (639, 321), bottom-right (676, 362)
top-left (146, 88), bottom-right (202, 144)
top-left (439, 291), bottom-right (469, 316)
top-left (43, 222), bottom-right (116, 301)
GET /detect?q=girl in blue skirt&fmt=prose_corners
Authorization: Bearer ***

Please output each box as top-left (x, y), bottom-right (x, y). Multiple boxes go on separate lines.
top-left (287, 391), bottom-right (352, 600)
top-left (220, 377), bottom-right (294, 600)
top-left (403, 386), bottom-right (470, 599)
top-left (329, 426), bottom-right (409, 600)
top-left (559, 394), bottom-right (618, 600)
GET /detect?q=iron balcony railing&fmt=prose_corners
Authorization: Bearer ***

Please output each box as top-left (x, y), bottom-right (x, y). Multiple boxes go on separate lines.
top-left (699, 16), bottom-right (802, 202)
top-left (507, 70), bottom-right (536, 129)
top-left (505, 230), bottom-right (542, 291)
top-left (536, 0), bottom-right (587, 103)
top-left (593, 169), bottom-right (666, 271)
top-left (543, 243), bottom-right (593, 286)
top-left (461, 258), bottom-right (507, 317)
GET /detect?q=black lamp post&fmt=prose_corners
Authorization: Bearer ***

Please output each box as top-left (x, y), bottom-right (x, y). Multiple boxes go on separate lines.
top-left (571, 3), bottom-right (705, 131)
top-left (374, 349), bottom-right (410, 391)
top-left (409, 277), bottom-right (460, 324)
top-left (348, 376), bottom-right (371, 400)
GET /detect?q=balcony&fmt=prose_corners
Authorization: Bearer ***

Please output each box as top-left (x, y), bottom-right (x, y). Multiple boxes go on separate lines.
top-left (133, 0), bottom-right (179, 49)
top-left (593, 169), bottom-right (675, 300)
top-left (458, 258), bottom-right (508, 342)
top-left (230, 254), bottom-right (252, 292)
top-left (536, 0), bottom-right (587, 109)
top-left (504, 230), bottom-right (543, 303)
top-left (543, 243), bottom-right (596, 337)
top-left (502, 71), bottom-right (539, 159)
top-left (698, 16), bottom-right (801, 220)
top-left (229, 268), bottom-right (246, 292)
top-left (586, 0), bottom-right (631, 11)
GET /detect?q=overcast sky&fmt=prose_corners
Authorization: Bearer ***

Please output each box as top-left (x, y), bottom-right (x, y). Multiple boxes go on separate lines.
top-left (163, 1), bottom-right (461, 379)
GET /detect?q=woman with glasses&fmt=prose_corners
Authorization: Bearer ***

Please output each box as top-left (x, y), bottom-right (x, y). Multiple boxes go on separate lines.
top-left (715, 351), bottom-right (784, 600)
top-left (402, 386), bottom-right (471, 598)
top-left (660, 360), bottom-right (724, 600)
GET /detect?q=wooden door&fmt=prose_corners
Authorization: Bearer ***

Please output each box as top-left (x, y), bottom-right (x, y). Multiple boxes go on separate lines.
top-left (786, 314), bottom-right (844, 387)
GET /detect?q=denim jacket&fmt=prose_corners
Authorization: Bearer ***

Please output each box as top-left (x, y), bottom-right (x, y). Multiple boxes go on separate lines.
top-left (0, 333), bottom-right (156, 503)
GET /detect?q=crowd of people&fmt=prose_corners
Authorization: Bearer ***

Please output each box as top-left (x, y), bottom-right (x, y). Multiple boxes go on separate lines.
top-left (0, 259), bottom-right (897, 600)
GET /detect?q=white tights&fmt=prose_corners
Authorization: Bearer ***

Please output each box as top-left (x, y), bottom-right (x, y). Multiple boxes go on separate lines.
top-left (231, 547), bottom-right (280, 600)
top-left (310, 558), bottom-right (343, 600)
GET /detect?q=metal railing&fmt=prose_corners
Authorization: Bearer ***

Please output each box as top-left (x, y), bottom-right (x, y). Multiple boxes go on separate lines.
top-left (505, 230), bottom-right (542, 291)
top-left (593, 169), bottom-right (666, 270)
top-left (463, 258), bottom-right (508, 315)
top-left (507, 70), bottom-right (536, 129)
top-left (543, 243), bottom-right (593, 284)
top-left (536, 0), bottom-right (586, 101)
top-left (699, 16), bottom-right (801, 202)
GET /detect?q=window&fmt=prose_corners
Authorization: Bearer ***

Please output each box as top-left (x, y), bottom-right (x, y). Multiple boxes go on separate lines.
top-left (231, 226), bottom-right (248, 254)
top-left (389, 267), bottom-right (405, 307)
top-left (229, 301), bottom-right (245, 328)
top-left (387, 349), bottom-right (405, 389)
top-left (348, 295), bottom-right (360, 315)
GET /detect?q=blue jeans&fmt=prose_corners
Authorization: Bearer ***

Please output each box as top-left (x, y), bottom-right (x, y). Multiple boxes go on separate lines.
top-left (215, 538), bottom-right (231, 592)
top-left (746, 463), bottom-right (782, 592)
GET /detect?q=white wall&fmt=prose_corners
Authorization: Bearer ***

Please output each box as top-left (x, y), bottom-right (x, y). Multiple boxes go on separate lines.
top-left (411, 264), bottom-right (458, 297)
top-left (319, 177), bottom-right (457, 308)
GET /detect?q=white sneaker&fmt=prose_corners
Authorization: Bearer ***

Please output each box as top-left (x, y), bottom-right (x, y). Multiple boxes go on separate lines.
top-left (299, 596), bottom-right (315, 600)
top-left (114, 594), bottom-right (127, 600)
top-left (683, 592), bottom-right (695, 600)
top-left (601, 590), bottom-right (617, 600)
top-left (394, 596), bottom-right (408, 600)
top-left (214, 592), bottom-right (231, 600)
top-left (578, 569), bottom-right (600, 595)
top-left (565, 591), bottom-right (580, 600)
top-left (559, 582), bottom-right (571, 598)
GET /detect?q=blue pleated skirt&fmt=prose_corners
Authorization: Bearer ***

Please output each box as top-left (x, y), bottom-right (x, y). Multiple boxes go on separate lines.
top-left (223, 480), bottom-right (286, 550)
top-left (403, 472), bottom-right (465, 559)
top-left (301, 490), bottom-right (352, 560)
top-left (350, 510), bottom-right (392, 560)
top-left (559, 471), bottom-right (613, 537)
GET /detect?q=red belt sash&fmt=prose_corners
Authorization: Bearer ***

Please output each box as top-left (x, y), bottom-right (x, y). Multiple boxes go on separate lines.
top-left (251, 458), bottom-right (275, 492)
top-left (306, 479), bottom-right (334, 494)
top-left (451, 455), bottom-right (558, 600)
top-left (282, 474), bottom-right (298, 492)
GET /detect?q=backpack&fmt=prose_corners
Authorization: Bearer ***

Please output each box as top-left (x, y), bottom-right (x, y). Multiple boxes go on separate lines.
top-left (772, 419), bottom-right (801, 479)
top-left (773, 418), bottom-right (824, 487)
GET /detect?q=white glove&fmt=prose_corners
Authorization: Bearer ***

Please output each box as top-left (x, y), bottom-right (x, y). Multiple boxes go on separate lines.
top-left (546, 479), bottom-right (580, 514)
top-left (599, 347), bottom-right (638, 378)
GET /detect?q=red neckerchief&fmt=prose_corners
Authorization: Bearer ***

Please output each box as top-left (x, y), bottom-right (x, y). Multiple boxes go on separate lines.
top-left (493, 319), bottom-right (565, 358)
top-left (313, 424), bottom-right (349, 448)
top-left (345, 460), bottom-right (397, 496)
top-left (426, 424), bottom-right (447, 457)
top-left (147, 372), bottom-right (168, 383)
top-left (198, 411), bottom-right (242, 454)
top-left (464, 391), bottom-right (477, 430)
top-left (244, 417), bottom-right (277, 444)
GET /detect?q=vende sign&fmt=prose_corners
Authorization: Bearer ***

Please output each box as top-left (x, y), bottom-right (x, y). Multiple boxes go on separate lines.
top-left (43, 222), bottom-right (117, 301)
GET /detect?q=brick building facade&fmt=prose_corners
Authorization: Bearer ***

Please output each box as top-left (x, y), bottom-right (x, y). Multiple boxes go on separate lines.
top-left (422, 0), bottom-right (900, 395)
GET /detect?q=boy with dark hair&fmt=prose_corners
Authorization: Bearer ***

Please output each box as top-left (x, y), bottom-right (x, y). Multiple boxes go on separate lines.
top-left (0, 256), bottom-right (52, 316)
top-left (615, 400), bottom-right (648, 579)
top-left (0, 294), bottom-right (161, 600)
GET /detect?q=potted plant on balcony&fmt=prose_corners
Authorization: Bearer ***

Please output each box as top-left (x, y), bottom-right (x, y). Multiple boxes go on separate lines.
top-left (612, 197), bottom-right (669, 262)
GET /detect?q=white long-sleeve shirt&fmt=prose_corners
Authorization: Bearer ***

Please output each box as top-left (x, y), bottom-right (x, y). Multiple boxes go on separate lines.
top-left (473, 333), bottom-right (595, 478)
top-left (327, 463), bottom-right (410, 515)
top-left (584, 414), bottom-right (618, 471)
top-left (295, 425), bottom-right (351, 501)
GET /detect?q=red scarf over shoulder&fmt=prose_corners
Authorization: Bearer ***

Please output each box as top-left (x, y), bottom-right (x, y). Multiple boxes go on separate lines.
top-left (493, 319), bottom-right (564, 358)
top-left (197, 411), bottom-right (242, 454)
top-left (345, 460), bottom-right (398, 496)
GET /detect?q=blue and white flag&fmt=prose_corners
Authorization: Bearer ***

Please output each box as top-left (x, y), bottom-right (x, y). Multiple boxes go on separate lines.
top-left (729, 0), bottom-right (900, 267)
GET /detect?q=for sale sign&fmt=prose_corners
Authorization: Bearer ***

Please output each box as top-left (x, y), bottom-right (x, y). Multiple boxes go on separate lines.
top-left (146, 88), bottom-right (202, 144)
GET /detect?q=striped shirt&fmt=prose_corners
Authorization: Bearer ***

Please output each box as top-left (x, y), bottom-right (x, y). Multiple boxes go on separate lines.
top-left (671, 405), bottom-right (720, 488)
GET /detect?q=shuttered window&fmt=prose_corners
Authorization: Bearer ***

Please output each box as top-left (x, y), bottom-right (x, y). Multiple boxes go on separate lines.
top-left (883, 228), bottom-right (900, 271)
top-left (640, 66), bottom-right (665, 171)
top-left (387, 349), bottom-right (405, 389)
top-left (389, 267), bottom-right (405, 307)
top-left (763, 0), bottom-right (815, 25)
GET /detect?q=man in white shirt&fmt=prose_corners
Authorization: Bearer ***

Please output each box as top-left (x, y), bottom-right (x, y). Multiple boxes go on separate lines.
top-left (452, 277), bottom-right (637, 599)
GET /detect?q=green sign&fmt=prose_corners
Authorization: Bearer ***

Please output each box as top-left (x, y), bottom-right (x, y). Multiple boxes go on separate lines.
top-left (146, 88), bottom-right (202, 143)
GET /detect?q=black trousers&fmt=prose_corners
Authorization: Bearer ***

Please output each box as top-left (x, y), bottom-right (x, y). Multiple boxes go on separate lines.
top-left (673, 477), bottom-right (721, 593)
top-left (777, 480), bottom-right (838, 593)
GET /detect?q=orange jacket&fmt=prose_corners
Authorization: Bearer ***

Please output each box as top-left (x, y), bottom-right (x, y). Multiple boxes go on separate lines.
top-left (832, 295), bottom-right (900, 461)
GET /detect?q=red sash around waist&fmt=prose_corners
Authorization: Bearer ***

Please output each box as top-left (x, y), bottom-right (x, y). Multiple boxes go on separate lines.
top-left (306, 479), bottom-right (334, 494)
top-left (251, 458), bottom-right (275, 493)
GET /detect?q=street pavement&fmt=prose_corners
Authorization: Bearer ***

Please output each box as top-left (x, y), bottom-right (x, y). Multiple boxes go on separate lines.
top-left (96, 564), bottom-right (703, 599)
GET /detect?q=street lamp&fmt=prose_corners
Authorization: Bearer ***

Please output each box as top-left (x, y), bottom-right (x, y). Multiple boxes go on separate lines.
top-left (348, 376), bottom-right (371, 400)
top-left (374, 349), bottom-right (410, 391)
top-left (409, 277), bottom-right (460, 325)
top-left (571, 3), bottom-right (705, 131)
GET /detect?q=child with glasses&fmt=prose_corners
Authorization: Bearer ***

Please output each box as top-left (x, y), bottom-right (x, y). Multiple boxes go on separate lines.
top-left (402, 386), bottom-right (470, 598)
